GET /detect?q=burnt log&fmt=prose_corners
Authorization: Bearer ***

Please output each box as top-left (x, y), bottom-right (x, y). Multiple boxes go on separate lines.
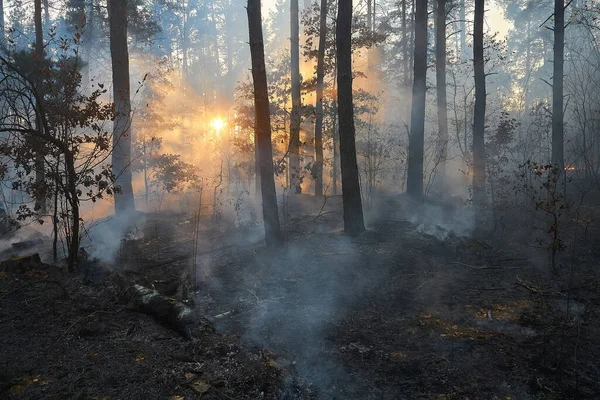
top-left (131, 284), bottom-right (211, 339)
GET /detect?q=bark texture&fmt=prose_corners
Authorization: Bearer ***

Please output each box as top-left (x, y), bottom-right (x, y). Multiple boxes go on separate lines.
top-left (289, 0), bottom-right (302, 193)
top-left (108, 0), bottom-right (136, 215)
top-left (336, 0), bottom-right (365, 234)
top-left (314, 0), bottom-right (327, 198)
top-left (406, 0), bottom-right (427, 200)
top-left (472, 0), bottom-right (486, 205)
top-left (435, 0), bottom-right (448, 183)
top-left (552, 0), bottom-right (564, 170)
top-left (247, 0), bottom-right (284, 249)
top-left (34, 0), bottom-right (46, 214)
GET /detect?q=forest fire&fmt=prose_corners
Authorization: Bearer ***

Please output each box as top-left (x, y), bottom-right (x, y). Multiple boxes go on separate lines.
top-left (0, 0), bottom-right (599, 399)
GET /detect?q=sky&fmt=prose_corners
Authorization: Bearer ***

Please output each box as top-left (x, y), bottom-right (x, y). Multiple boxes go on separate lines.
top-left (262, 0), bottom-right (513, 39)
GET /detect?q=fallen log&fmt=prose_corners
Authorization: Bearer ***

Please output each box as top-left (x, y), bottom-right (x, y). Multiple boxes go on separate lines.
top-left (131, 284), bottom-right (211, 339)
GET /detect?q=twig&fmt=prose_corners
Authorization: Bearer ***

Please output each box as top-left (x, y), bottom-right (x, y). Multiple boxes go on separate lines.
top-left (515, 275), bottom-right (544, 295)
top-left (451, 261), bottom-right (521, 270)
top-left (213, 310), bottom-right (234, 319)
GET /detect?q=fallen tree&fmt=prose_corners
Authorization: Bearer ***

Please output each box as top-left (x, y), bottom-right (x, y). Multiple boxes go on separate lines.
top-left (130, 284), bottom-right (212, 339)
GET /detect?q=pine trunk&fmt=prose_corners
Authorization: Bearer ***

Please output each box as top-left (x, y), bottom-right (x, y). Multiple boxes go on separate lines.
top-left (406, 0), bottom-right (427, 200)
top-left (435, 0), bottom-right (448, 183)
top-left (552, 0), bottom-right (564, 170)
top-left (314, 0), bottom-right (327, 198)
top-left (108, 0), bottom-right (136, 215)
top-left (289, 0), bottom-right (302, 194)
top-left (336, 0), bottom-right (365, 234)
top-left (43, 0), bottom-right (50, 26)
top-left (247, 0), bottom-right (284, 249)
top-left (472, 0), bottom-right (486, 205)
top-left (0, 0), bottom-right (4, 29)
top-left (34, 0), bottom-right (46, 214)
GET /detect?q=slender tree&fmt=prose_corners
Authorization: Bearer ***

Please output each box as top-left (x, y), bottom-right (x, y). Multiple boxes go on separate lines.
top-left (0, 0), bottom-right (4, 30)
top-left (435, 0), bottom-right (448, 183)
top-left (337, 0), bottom-right (365, 234)
top-left (43, 0), bottom-right (50, 26)
top-left (34, 0), bottom-right (46, 213)
top-left (290, 0), bottom-right (302, 194)
top-left (314, 0), bottom-right (327, 198)
top-left (83, 0), bottom-right (95, 86)
top-left (247, 0), bottom-right (284, 249)
top-left (459, 0), bottom-right (467, 58)
top-left (472, 0), bottom-right (486, 205)
top-left (108, 0), bottom-right (136, 214)
top-left (402, 0), bottom-right (409, 87)
top-left (552, 0), bottom-right (564, 171)
top-left (406, 0), bottom-right (427, 200)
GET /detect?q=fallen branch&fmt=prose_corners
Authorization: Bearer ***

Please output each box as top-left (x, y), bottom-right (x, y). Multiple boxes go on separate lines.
top-left (131, 284), bottom-right (212, 339)
top-left (515, 276), bottom-right (544, 295)
top-left (213, 310), bottom-right (234, 319)
top-left (451, 261), bottom-right (521, 270)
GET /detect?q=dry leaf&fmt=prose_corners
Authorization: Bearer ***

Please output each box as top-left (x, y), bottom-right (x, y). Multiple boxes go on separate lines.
top-left (170, 396), bottom-right (185, 400)
top-left (389, 352), bottom-right (407, 361)
top-left (190, 380), bottom-right (211, 394)
top-left (184, 372), bottom-right (197, 381)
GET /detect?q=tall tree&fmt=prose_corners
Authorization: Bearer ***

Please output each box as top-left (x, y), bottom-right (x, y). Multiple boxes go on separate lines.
top-left (0, 0), bottom-right (4, 30)
top-left (290, 0), bottom-right (302, 193)
top-left (337, 0), bottom-right (365, 234)
top-left (552, 0), bottom-right (564, 170)
top-left (406, 0), bottom-right (427, 200)
top-left (108, 0), bottom-right (136, 214)
top-left (34, 0), bottom-right (46, 213)
top-left (43, 0), bottom-right (50, 26)
top-left (402, 0), bottom-right (409, 87)
top-left (472, 0), bottom-right (486, 205)
top-left (435, 0), bottom-right (448, 182)
top-left (459, 0), bottom-right (467, 57)
top-left (247, 0), bottom-right (284, 249)
top-left (313, 0), bottom-right (327, 198)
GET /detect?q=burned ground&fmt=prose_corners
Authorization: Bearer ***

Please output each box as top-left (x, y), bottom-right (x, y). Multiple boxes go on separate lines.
top-left (1, 195), bottom-right (599, 399)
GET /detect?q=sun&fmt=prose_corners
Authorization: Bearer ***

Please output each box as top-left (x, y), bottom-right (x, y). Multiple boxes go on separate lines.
top-left (210, 117), bottom-right (226, 132)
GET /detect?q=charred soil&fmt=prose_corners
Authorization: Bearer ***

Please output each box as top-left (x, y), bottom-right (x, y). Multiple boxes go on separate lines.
top-left (1, 196), bottom-right (599, 399)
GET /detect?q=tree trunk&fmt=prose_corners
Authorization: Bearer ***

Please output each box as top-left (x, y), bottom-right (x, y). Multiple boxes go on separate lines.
top-left (43, 0), bottom-right (50, 26)
top-left (408, 0), bottom-right (415, 86)
top-left (402, 0), bottom-right (408, 87)
top-left (83, 0), bottom-right (95, 87)
top-left (0, 0), bottom-right (4, 30)
top-left (336, 0), bottom-right (365, 234)
top-left (65, 150), bottom-right (79, 272)
top-left (472, 0), bottom-right (486, 205)
top-left (108, 0), bottom-right (136, 215)
top-left (552, 0), bottom-right (564, 170)
top-left (247, 0), bottom-right (284, 249)
top-left (406, 0), bottom-right (427, 200)
top-left (435, 0), bottom-right (448, 184)
top-left (34, 0), bottom-right (46, 214)
top-left (460, 0), bottom-right (467, 58)
top-left (289, 0), bottom-right (302, 194)
top-left (225, 3), bottom-right (235, 103)
top-left (332, 97), bottom-right (339, 195)
top-left (314, 0), bottom-right (327, 198)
